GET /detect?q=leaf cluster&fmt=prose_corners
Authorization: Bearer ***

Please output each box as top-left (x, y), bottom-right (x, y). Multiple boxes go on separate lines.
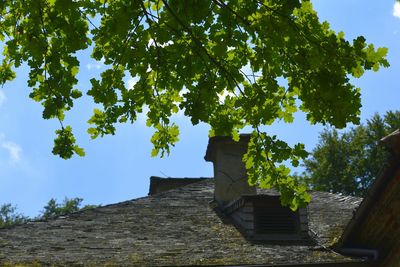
top-left (0, 0), bottom-right (389, 209)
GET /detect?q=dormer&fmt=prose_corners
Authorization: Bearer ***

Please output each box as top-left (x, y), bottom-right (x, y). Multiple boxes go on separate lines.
top-left (205, 134), bottom-right (309, 242)
top-left (223, 195), bottom-right (309, 242)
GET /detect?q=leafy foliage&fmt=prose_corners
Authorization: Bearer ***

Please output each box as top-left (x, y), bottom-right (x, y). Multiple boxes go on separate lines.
top-left (0, 203), bottom-right (29, 228)
top-left (40, 197), bottom-right (99, 220)
top-left (0, 197), bottom-right (99, 228)
top-left (301, 111), bottom-right (400, 197)
top-left (0, 1), bottom-right (389, 209)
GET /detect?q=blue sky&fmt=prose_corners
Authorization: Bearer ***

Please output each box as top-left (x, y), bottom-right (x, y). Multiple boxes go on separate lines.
top-left (1, 1), bottom-right (399, 217)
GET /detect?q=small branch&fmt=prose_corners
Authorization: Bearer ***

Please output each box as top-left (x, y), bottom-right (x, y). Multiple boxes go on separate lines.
top-left (161, 0), bottom-right (244, 95)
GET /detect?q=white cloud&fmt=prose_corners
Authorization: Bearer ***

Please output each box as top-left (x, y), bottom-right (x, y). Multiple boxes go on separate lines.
top-left (0, 134), bottom-right (22, 164)
top-left (393, 2), bottom-right (400, 18)
top-left (179, 88), bottom-right (189, 97)
top-left (86, 58), bottom-right (105, 70)
top-left (218, 89), bottom-right (236, 102)
top-left (148, 39), bottom-right (173, 48)
top-left (126, 76), bottom-right (139, 90)
top-left (2, 141), bottom-right (22, 163)
top-left (0, 89), bottom-right (6, 106)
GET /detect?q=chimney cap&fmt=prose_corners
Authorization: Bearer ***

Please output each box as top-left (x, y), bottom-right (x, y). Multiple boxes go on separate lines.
top-left (204, 134), bottom-right (251, 162)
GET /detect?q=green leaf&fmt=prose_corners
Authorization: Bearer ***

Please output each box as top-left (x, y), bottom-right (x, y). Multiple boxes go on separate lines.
top-left (52, 126), bottom-right (83, 159)
top-left (73, 145), bottom-right (86, 157)
top-left (0, 0), bottom-right (389, 208)
top-left (352, 64), bottom-right (364, 78)
top-left (151, 148), bottom-right (159, 157)
top-left (71, 66), bottom-right (79, 76)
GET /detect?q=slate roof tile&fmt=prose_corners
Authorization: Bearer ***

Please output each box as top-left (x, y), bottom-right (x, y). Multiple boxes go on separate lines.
top-left (0, 179), bottom-right (364, 266)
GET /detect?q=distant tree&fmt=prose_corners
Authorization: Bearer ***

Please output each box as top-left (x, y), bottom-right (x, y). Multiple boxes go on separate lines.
top-left (0, 203), bottom-right (29, 228)
top-left (40, 197), bottom-right (99, 220)
top-left (0, 197), bottom-right (99, 227)
top-left (302, 111), bottom-right (400, 197)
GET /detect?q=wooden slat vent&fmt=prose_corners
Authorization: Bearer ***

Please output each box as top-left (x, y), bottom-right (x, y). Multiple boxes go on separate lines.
top-left (254, 207), bottom-right (299, 235)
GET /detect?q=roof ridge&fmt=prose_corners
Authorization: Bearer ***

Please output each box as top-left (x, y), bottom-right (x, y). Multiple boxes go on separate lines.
top-left (149, 177), bottom-right (214, 197)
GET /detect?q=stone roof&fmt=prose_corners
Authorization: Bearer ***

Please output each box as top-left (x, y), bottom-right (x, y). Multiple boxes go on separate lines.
top-left (0, 178), bottom-right (366, 266)
top-left (148, 176), bottom-right (210, 195)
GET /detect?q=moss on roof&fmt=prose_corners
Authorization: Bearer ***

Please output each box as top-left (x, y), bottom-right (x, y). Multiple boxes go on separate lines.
top-left (0, 179), bottom-right (364, 266)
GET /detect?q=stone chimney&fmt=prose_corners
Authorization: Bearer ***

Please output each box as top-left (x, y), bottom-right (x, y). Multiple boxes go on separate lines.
top-left (204, 134), bottom-right (256, 206)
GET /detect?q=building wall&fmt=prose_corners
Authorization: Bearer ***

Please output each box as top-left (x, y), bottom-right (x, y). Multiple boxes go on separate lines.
top-left (381, 238), bottom-right (400, 267)
top-left (347, 166), bottom-right (400, 265)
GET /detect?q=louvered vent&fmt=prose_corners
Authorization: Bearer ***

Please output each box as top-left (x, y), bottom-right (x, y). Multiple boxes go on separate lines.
top-left (253, 196), bottom-right (300, 235)
top-left (222, 195), bottom-right (308, 241)
top-left (254, 207), bottom-right (299, 235)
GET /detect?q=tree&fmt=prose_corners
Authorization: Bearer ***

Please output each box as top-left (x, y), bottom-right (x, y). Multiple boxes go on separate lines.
top-left (0, 203), bottom-right (29, 228)
top-left (0, 1), bottom-right (389, 209)
top-left (0, 197), bottom-right (99, 227)
top-left (40, 197), bottom-right (99, 219)
top-left (301, 111), bottom-right (400, 197)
